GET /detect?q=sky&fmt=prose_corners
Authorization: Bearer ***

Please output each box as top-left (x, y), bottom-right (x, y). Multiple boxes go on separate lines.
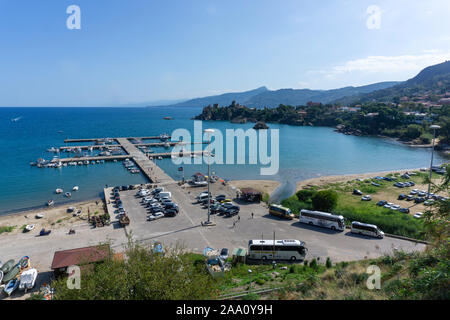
top-left (0, 0), bottom-right (450, 107)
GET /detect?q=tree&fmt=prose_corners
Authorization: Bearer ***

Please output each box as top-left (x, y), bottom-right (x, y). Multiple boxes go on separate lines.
top-left (51, 241), bottom-right (218, 300)
top-left (311, 190), bottom-right (338, 212)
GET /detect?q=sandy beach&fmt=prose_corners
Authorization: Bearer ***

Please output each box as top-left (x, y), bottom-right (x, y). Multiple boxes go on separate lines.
top-left (295, 168), bottom-right (430, 192)
top-left (0, 200), bottom-right (105, 237)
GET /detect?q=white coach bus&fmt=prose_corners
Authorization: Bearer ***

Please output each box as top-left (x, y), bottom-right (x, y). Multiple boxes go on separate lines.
top-left (299, 209), bottom-right (345, 231)
top-left (351, 221), bottom-right (384, 239)
top-left (248, 239), bottom-right (307, 262)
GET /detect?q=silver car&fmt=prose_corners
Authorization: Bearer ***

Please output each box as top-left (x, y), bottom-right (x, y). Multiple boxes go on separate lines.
top-left (148, 212), bottom-right (164, 221)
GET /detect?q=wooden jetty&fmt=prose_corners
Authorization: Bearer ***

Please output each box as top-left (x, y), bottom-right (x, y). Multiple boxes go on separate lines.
top-left (64, 136), bottom-right (170, 143)
top-left (49, 136), bottom-right (209, 184)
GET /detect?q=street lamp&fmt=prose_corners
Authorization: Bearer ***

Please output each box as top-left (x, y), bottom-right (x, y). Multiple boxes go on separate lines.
top-left (203, 128), bottom-right (215, 226)
top-left (427, 124), bottom-right (441, 198)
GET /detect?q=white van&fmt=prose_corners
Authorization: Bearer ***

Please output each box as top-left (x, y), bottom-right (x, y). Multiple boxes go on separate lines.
top-left (157, 191), bottom-right (171, 200)
top-left (351, 221), bottom-right (384, 239)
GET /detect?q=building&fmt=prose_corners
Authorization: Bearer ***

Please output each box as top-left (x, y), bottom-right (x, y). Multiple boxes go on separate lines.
top-left (51, 245), bottom-right (110, 277)
top-left (240, 188), bottom-right (263, 202)
top-left (438, 98), bottom-right (450, 106)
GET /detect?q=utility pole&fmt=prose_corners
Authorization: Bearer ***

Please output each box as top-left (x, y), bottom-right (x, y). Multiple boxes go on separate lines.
top-left (203, 129), bottom-right (215, 226)
top-left (428, 125), bottom-right (441, 198)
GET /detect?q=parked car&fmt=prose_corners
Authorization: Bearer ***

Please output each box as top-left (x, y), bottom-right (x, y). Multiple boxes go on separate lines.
top-left (361, 195), bottom-right (372, 201)
top-left (390, 204), bottom-right (401, 211)
top-left (414, 197), bottom-right (426, 204)
top-left (383, 177), bottom-right (393, 181)
top-left (353, 189), bottom-right (363, 195)
top-left (151, 187), bottom-right (164, 195)
top-left (424, 200), bottom-right (435, 206)
top-left (164, 203), bottom-right (179, 211)
top-left (413, 212), bottom-right (424, 219)
top-left (398, 194), bottom-right (407, 200)
top-left (410, 189), bottom-right (418, 195)
top-left (371, 182), bottom-right (381, 187)
top-left (394, 182), bottom-right (405, 188)
top-left (164, 208), bottom-right (178, 217)
top-left (148, 212), bottom-right (164, 221)
top-left (399, 208), bottom-right (410, 213)
top-left (215, 195), bottom-right (227, 201)
top-left (225, 206), bottom-right (240, 217)
top-left (220, 248), bottom-right (229, 261)
top-left (406, 195), bottom-right (414, 201)
top-left (376, 200), bottom-right (387, 206)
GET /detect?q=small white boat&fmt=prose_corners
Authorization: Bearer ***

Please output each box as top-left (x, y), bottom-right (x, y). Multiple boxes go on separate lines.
top-left (47, 200), bottom-right (54, 206)
top-left (35, 213), bottom-right (44, 219)
top-left (3, 279), bottom-right (19, 296)
top-left (25, 224), bottom-right (35, 232)
top-left (65, 192), bottom-right (71, 198)
top-left (19, 268), bottom-right (38, 292)
top-left (72, 186), bottom-right (79, 191)
top-left (158, 156), bottom-right (163, 160)
top-left (55, 188), bottom-right (63, 194)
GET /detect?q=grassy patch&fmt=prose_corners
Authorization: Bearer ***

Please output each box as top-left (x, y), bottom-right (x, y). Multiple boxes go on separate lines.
top-left (0, 225), bottom-right (16, 234)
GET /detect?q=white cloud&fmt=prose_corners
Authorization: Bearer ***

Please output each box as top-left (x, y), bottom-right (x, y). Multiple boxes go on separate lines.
top-left (325, 51), bottom-right (450, 76)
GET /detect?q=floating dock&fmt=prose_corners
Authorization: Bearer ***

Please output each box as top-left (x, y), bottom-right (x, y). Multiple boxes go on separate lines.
top-left (48, 136), bottom-right (209, 184)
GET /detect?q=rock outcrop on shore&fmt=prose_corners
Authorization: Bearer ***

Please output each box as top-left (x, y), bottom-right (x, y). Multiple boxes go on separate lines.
top-left (253, 121), bottom-right (269, 130)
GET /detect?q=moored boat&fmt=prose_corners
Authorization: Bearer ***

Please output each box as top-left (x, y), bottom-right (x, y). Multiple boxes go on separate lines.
top-left (35, 213), bottom-right (44, 219)
top-left (0, 260), bottom-right (15, 275)
top-left (72, 186), bottom-right (79, 191)
top-left (25, 224), bottom-right (35, 232)
top-left (2, 265), bottom-right (20, 284)
top-left (3, 279), bottom-right (19, 296)
top-left (55, 188), bottom-right (63, 194)
top-left (47, 200), bottom-right (54, 206)
top-left (65, 192), bottom-right (71, 198)
top-left (18, 256), bottom-right (30, 270)
top-left (19, 268), bottom-right (38, 292)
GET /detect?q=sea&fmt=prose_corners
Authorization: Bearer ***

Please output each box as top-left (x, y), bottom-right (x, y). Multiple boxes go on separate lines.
top-left (0, 106), bottom-right (447, 215)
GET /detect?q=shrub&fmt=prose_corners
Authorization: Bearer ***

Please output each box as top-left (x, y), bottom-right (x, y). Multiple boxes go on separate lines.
top-left (326, 257), bottom-right (332, 269)
top-left (309, 258), bottom-right (318, 270)
top-left (289, 265), bottom-right (295, 273)
top-left (312, 190), bottom-right (338, 212)
top-left (296, 189), bottom-right (317, 202)
top-left (255, 278), bottom-right (266, 285)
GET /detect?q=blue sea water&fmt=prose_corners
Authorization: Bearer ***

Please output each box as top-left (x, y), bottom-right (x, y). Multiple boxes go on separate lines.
top-left (0, 106), bottom-right (447, 214)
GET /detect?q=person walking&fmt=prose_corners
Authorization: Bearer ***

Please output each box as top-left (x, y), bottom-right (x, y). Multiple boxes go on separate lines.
top-left (251, 212), bottom-right (254, 219)
top-left (238, 215), bottom-right (240, 221)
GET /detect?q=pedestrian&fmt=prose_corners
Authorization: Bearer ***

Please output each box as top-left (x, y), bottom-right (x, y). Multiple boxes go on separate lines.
top-left (233, 221), bottom-right (236, 228)
top-left (96, 200), bottom-right (98, 206)
top-left (251, 212), bottom-right (254, 219)
top-left (238, 215), bottom-right (240, 221)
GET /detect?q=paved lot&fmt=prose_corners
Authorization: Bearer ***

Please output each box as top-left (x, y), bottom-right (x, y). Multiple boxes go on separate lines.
top-left (120, 182), bottom-right (426, 262)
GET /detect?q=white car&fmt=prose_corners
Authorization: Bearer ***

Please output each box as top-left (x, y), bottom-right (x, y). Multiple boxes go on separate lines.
top-left (361, 195), bottom-right (372, 201)
top-left (413, 212), bottom-right (424, 219)
top-left (390, 204), bottom-right (401, 211)
top-left (138, 190), bottom-right (151, 197)
top-left (384, 202), bottom-right (394, 209)
top-left (148, 212), bottom-right (164, 221)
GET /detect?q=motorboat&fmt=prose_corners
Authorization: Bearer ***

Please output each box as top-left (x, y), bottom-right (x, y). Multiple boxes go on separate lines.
top-left (72, 186), bottom-right (79, 191)
top-left (35, 213), bottom-right (44, 219)
top-left (3, 279), bottom-right (19, 296)
top-left (47, 200), bottom-right (54, 206)
top-left (39, 228), bottom-right (51, 236)
top-left (46, 147), bottom-right (59, 153)
top-left (19, 268), bottom-right (38, 292)
top-left (84, 160), bottom-right (89, 165)
top-left (65, 192), bottom-right (72, 198)
top-left (25, 224), bottom-right (35, 232)
top-left (159, 133), bottom-right (170, 141)
top-left (55, 188), bottom-right (63, 194)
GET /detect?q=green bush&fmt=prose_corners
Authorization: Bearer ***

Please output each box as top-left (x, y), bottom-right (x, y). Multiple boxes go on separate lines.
top-left (296, 189), bottom-right (317, 202)
top-left (309, 258), bottom-right (318, 270)
top-left (312, 190), bottom-right (338, 212)
top-left (326, 257), bottom-right (332, 269)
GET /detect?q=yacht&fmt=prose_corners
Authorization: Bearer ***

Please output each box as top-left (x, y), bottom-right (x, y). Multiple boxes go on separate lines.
top-left (72, 186), bottom-right (79, 191)
top-left (55, 188), bottom-right (63, 194)
top-left (46, 147), bottom-right (59, 153)
top-left (159, 133), bottom-right (170, 142)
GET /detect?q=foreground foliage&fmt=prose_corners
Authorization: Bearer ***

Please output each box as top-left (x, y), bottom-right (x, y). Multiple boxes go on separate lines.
top-left (52, 242), bottom-right (217, 300)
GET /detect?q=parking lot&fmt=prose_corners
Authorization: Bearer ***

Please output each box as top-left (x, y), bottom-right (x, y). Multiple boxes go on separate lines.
top-left (116, 181), bottom-right (426, 262)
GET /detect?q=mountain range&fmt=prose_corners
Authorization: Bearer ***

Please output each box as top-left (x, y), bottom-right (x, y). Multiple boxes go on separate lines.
top-left (151, 61), bottom-right (450, 108)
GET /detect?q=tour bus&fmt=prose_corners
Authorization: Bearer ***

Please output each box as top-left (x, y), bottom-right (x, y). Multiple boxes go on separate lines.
top-left (351, 221), bottom-right (384, 239)
top-left (248, 239), bottom-right (307, 261)
top-left (299, 209), bottom-right (345, 231)
top-left (269, 204), bottom-right (294, 220)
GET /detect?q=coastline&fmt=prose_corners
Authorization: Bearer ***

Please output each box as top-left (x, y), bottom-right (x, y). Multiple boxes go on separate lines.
top-left (0, 199), bottom-right (105, 236)
top-left (228, 180), bottom-right (281, 197)
top-left (295, 167), bottom-right (428, 192)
